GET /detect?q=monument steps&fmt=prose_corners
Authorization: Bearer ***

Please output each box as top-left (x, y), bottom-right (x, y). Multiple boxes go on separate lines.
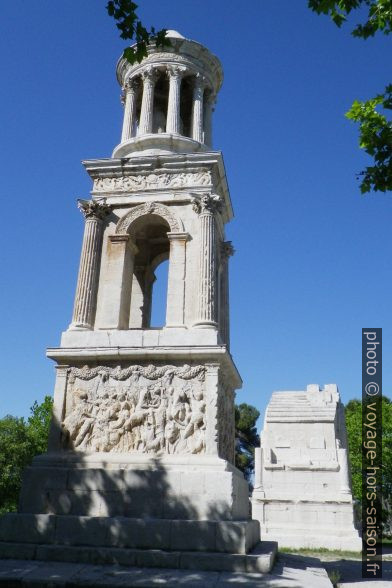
top-left (0, 513), bottom-right (260, 555)
top-left (0, 540), bottom-right (278, 574)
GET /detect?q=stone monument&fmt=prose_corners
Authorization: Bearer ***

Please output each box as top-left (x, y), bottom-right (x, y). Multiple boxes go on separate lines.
top-left (0, 31), bottom-right (276, 573)
top-left (252, 384), bottom-right (362, 550)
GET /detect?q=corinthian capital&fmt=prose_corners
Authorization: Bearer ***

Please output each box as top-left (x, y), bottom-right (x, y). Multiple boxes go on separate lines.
top-left (192, 193), bottom-right (222, 215)
top-left (194, 72), bottom-right (208, 90)
top-left (124, 77), bottom-right (140, 94)
top-left (77, 199), bottom-right (112, 220)
top-left (205, 93), bottom-right (216, 108)
top-left (221, 241), bottom-right (235, 260)
top-left (167, 65), bottom-right (187, 80)
top-left (141, 67), bottom-right (160, 84)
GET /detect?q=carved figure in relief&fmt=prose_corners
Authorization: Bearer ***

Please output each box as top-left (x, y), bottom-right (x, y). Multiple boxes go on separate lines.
top-left (62, 364), bottom-right (207, 455)
top-left (93, 171), bottom-right (212, 193)
top-left (62, 390), bottom-right (92, 446)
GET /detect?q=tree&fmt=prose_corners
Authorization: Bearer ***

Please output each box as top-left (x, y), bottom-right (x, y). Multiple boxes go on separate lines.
top-left (345, 396), bottom-right (392, 535)
top-left (106, 0), bottom-right (169, 65)
top-left (0, 396), bottom-right (53, 514)
top-left (345, 398), bottom-right (362, 501)
top-left (26, 396), bottom-right (53, 456)
top-left (308, 1), bottom-right (392, 193)
top-left (235, 403), bottom-right (260, 483)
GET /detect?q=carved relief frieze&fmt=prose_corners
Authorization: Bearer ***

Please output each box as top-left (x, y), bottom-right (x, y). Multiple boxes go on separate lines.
top-left (93, 171), bottom-right (212, 193)
top-left (62, 364), bottom-right (206, 455)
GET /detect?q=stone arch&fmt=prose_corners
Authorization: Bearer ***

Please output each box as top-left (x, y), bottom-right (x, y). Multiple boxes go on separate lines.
top-left (115, 202), bottom-right (183, 236)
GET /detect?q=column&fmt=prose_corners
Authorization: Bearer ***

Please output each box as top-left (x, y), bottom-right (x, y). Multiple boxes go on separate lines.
top-left (193, 194), bottom-right (221, 327)
top-left (98, 235), bottom-right (138, 329)
top-left (121, 78), bottom-right (139, 142)
top-left (204, 93), bottom-right (215, 147)
top-left (191, 74), bottom-right (206, 142)
top-left (166, 66), bottom-right (185, 134)
top-left (166, 232), bottom-right (189, 327)
top-left (70, 200), bottom-right (111, 330)
top-left (138, 68), bottom-right (158, 136)
top-left (219, 241), bottom-right (234, 348)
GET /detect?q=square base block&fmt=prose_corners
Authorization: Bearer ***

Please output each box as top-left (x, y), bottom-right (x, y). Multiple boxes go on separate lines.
top-left (252, 498), bottom-right (362, 551)
top-left (19, 453), bottom-right (250, 522)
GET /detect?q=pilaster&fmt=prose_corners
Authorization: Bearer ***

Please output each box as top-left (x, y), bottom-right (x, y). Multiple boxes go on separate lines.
top-left (166, 232), bottom-right (189, 327)
top-left (96, 235), bottom-right (138, 329)
top-left (219, 241), bottom-right (234, 348)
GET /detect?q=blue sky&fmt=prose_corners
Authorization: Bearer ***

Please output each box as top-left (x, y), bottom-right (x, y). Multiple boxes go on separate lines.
top-left (0, 1), bottom-right (390, 425)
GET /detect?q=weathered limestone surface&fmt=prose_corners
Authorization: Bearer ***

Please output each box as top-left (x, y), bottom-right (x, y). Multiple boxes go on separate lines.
top-left (252, 384), bottom-right (362, 551)
top-left (0, 30), bottom-right (270, 573)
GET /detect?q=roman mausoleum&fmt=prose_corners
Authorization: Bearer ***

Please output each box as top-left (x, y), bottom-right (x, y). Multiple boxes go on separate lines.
top-left (252, 384), bottom-right (362, 550)
top-left (0, 31), bottom-right (276, 573)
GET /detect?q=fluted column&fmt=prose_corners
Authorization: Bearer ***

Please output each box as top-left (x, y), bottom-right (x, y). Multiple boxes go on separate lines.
top-left (138, 68), bottom-right (159, 136)
top-left (220, 241), bottom-right (234, 348)
top-left (166, 66), bottom-right (185, 134)
top-left (191, 74), bottom-right (206, 142)
top-left (121, 78), bottom-right (139, 142)
top-left (70, 200), bottom-right (111, 330)
top-left (193, 194), bottom-right (222, 327)
top-left (204, 93), bottom-right (215, 147)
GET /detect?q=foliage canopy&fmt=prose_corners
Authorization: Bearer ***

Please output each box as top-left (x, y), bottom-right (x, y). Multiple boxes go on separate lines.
top-left (308, 1), bottom-right (392, 193)
top-left (0, 396), bottom-right (52, 514)
top-left (235, 403), bottom-right (260, 482)
top-left (345, 396), bottom-right (392, 535)
top-left (106, 0), bottom-right (169, 64)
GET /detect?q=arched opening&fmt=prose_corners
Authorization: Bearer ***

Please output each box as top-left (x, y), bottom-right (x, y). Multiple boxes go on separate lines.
top-left (153, 71), bottom-right (169, 133)
top-left (134, 76), bottom-right (143, 136)
top-left (150, 258), bottom-right (169, 327)
top-left (128, 214), bottom-right (170, 328)
top-left (180, 76), bottom-right (194, 137)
